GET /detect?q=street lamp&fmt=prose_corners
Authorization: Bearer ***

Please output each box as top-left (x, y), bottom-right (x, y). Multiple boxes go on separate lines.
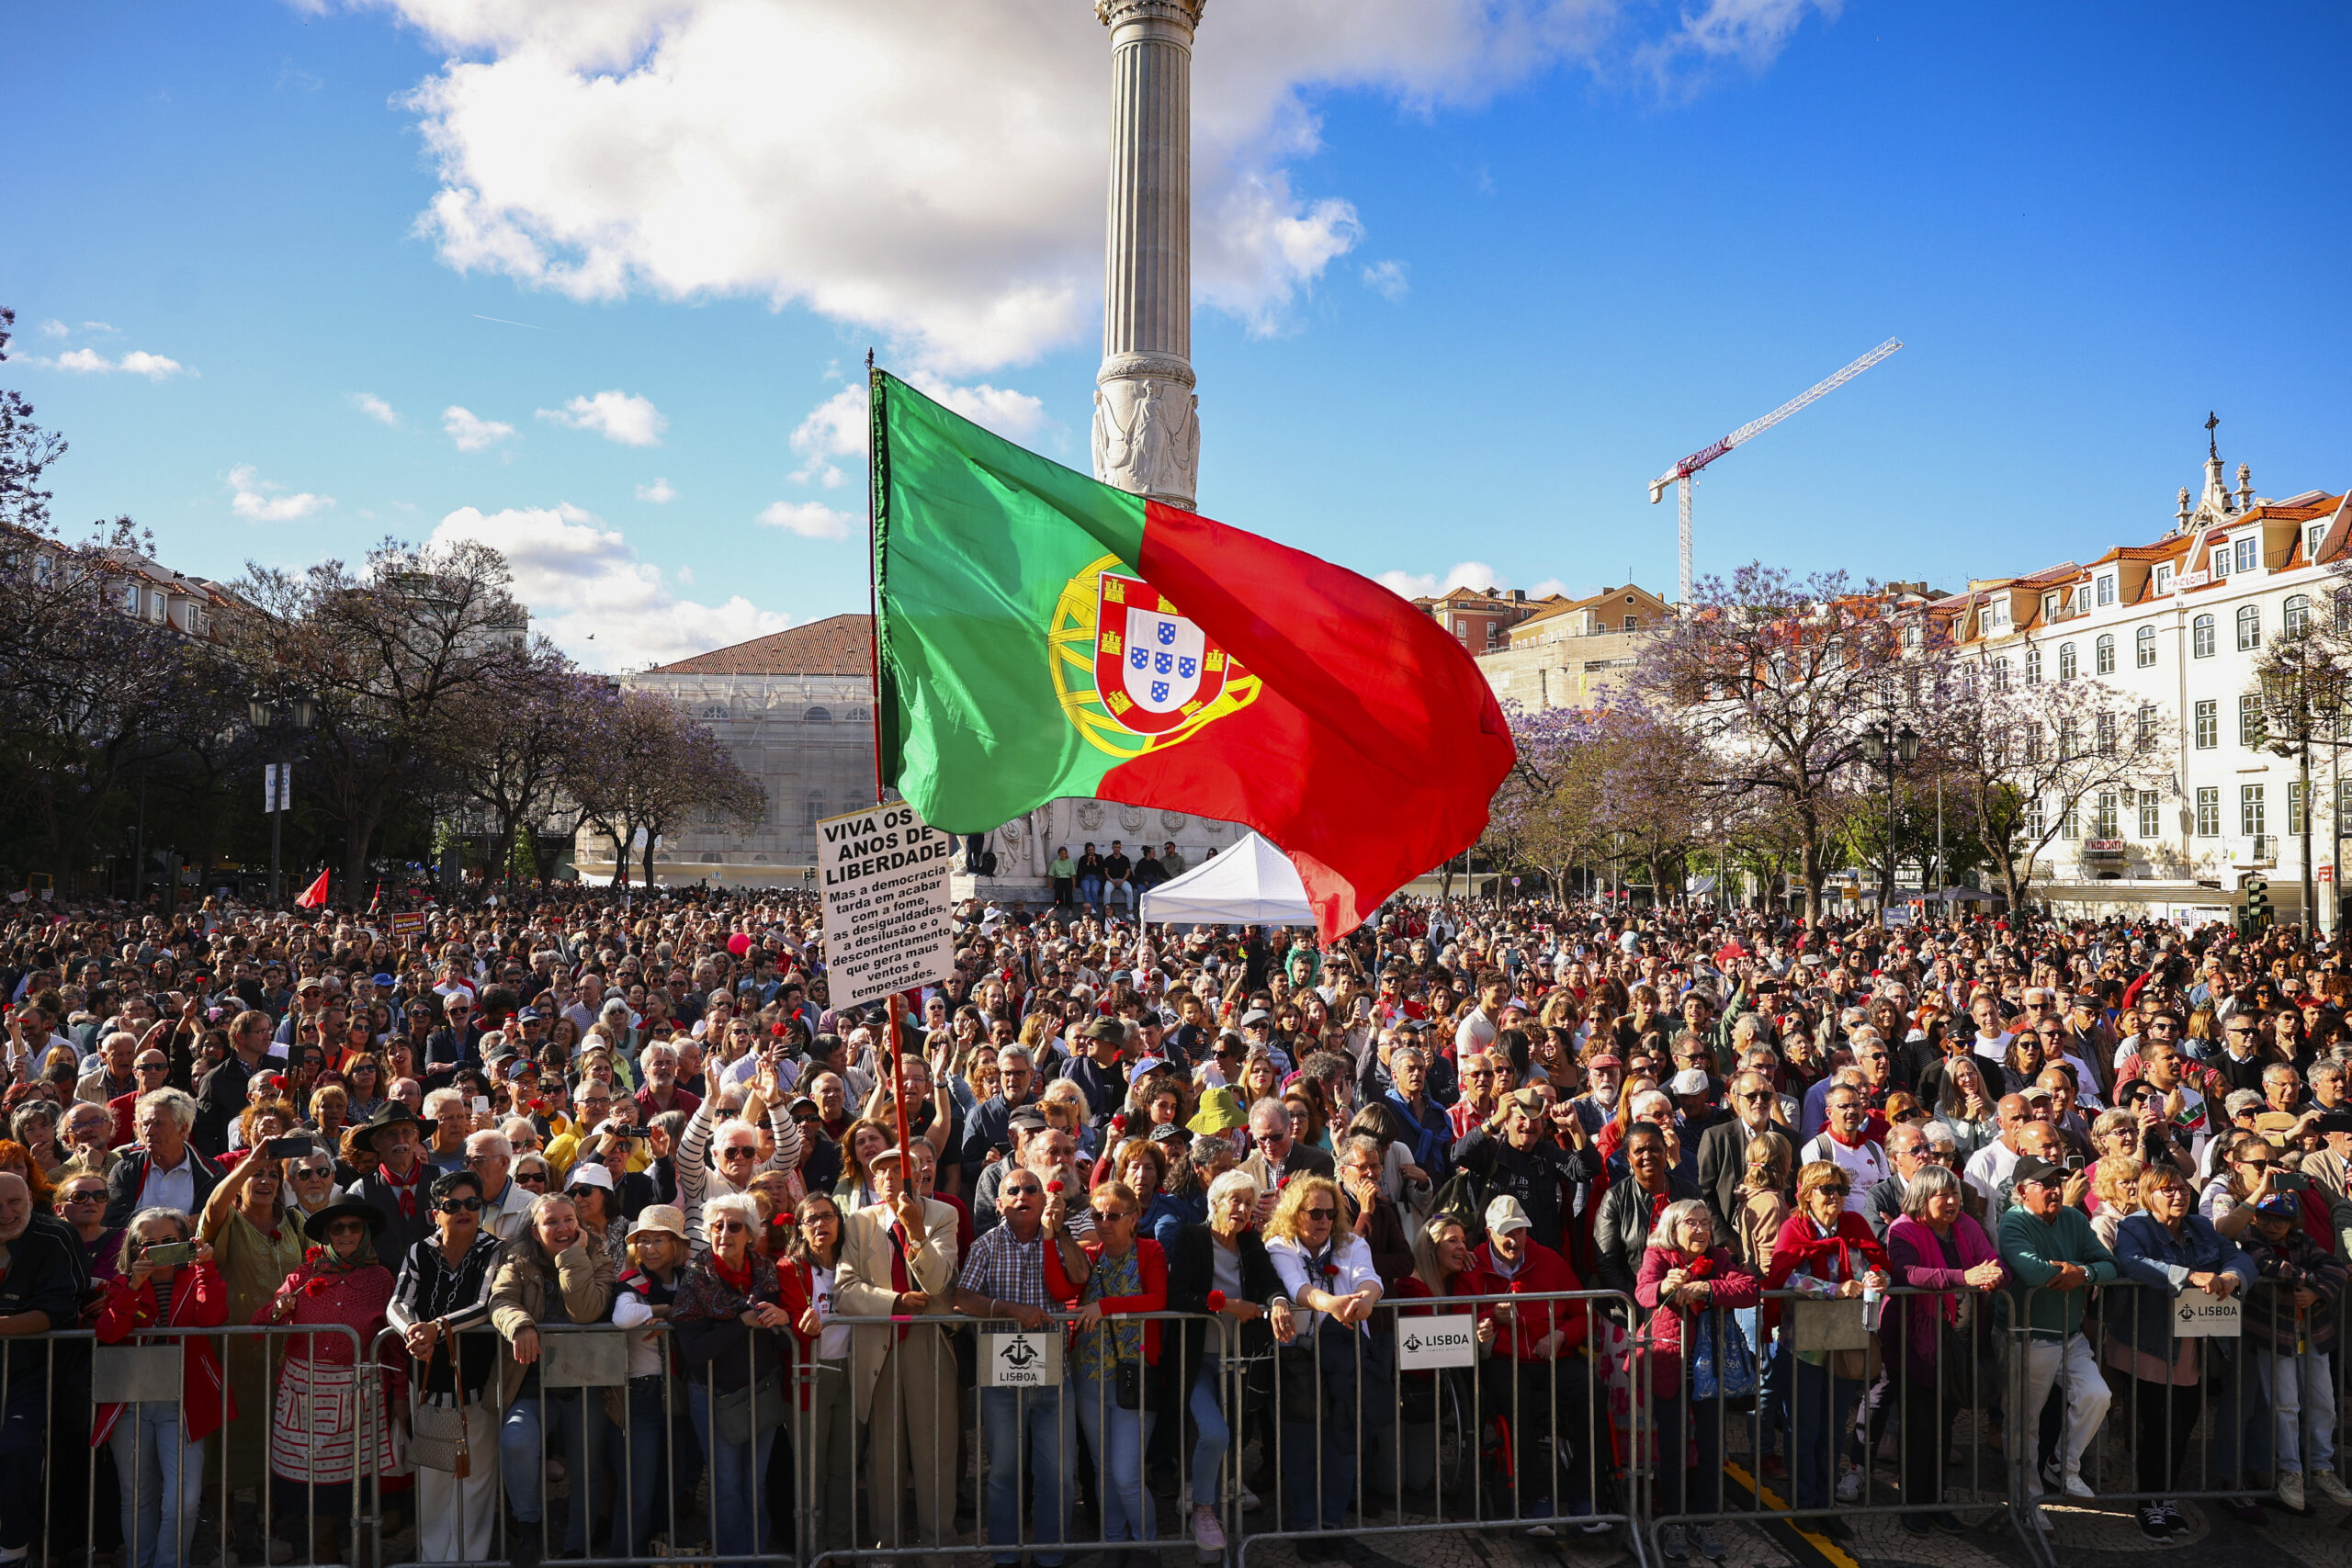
top-left (248, 691), bottom-right (316, 905)
top-left (1858, 719), bottom-right (1920, 919)
top-left (2258, 641), bottom-right (2348, 938)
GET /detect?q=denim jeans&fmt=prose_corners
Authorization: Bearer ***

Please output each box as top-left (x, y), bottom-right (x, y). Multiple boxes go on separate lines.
top-left (1077, 876), bottom-right (1103, 908)
top-left (2261, 1345), bottom-right (2337, 1473)
top-left (684, 1382), bottom-right (778, 1568)
top-left (978, 1383), bottom-right (1075, 1564)
top-left (109, 1404), bottom-right (204, 1568)
top-left (1074, 1371), bottom-right (1156, 1543)
top-left (605, 1376), bottom-right (685, 1558)
top-left (500, 1390), bottom-right (603, 1551)
top-left (1187, 1354), bottom-right (1230, 1504)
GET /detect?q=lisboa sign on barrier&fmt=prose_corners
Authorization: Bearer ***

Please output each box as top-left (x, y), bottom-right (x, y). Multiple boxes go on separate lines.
top-left (1396, 1314), bottom-right (1479, 1370)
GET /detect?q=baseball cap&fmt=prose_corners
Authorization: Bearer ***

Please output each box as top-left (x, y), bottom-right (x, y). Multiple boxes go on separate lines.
top-left (2010, 1156), bottom-right (2065, 1190)
top-left (565, 1163), bottom-right (615, 1193)
top-left (1006, 1107), bottom-right (1051, 1134)
top-left (1668, 1069), bottom-right (1711, 1097)
top-left (1484, 1195), bottom-right (1532, 1235)
top-left (1584, 1054), bottom-right (1623, 1072)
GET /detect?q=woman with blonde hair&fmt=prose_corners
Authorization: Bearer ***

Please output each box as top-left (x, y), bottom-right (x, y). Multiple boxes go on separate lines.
top-left (1263, 1174), bottom-right (1385, 1544)
top-left (490, 1193), bottom-right (615, 1559)
top-left (829, 1117), bottom-right (893, 1215)
top-left (2089, 1155), bottom-right (2144, 1248)
top-left (1735, 1130), bottom-right (1795, 1269)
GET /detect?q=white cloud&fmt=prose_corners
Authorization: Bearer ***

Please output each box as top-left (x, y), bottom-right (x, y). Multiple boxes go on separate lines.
top-left (1377, 560), bottom-right (1508, 600)
top-left (674, 564), bottom-right (694, 584)
top-left (43, 346), bottom-right (192, 378)
top-left (1638, 0), bottom-right (1840, 84)
top-left (349, 391), bottom-right (401, 426)
top-left (1527, 578), bottom-right (1574, 600)
top-left (635, 477), bottom-right (675, 503)
top-left (786, 371), bottom-right (1048, 486)
top-left (757, 501), bottom-right (854, 541)
top-left (537, 388), bottom-right (667, 446)
top-left (429, 501), bottom-right (789, 669)
top-left (227, 464), bottom-right (334, 523)
top-left (38, 320), bottom-right (68, 339)
top-left (1362, 259), bottom-right (1409, 300)
top-left (443, 405), bottom-right (517, 451)
top-left (82, 321), bottom-right (119, 334)
top-left (363, 0), bottom-right (1803, 375)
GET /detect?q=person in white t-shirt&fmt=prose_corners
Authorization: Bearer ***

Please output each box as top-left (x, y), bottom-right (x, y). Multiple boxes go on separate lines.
top-left (1800, 1084), bottom-right (1888, 1213)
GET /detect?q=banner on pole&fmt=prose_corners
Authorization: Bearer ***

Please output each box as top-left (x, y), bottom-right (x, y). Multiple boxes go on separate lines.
top-left (263, 764), bottom-right (290, 815)
top-left (818, 802), bottom-right (956, 1009)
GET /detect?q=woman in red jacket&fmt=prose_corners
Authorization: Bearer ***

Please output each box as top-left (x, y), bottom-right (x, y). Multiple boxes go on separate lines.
top-left (1764, 1162), bottom-right (1890, 1536)
top-left (1636, 1199), bottom-right (1761, 1562)
top-left (95, 1206), bottom-right (232, 1568)
top-left (1052, 1179), bottom-right (1167, 1565)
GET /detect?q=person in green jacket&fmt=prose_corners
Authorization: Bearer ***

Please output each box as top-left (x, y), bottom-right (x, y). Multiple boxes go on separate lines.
top-left (1996, 1155), bottom-right (2120, 1520)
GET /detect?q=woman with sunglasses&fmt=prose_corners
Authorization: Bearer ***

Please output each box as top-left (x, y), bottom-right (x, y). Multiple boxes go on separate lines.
top-left (1053, 1179), bottom-right (1168, 1567)
top-left (56, 1170), bottom-right (122, 1282)
top-left (199, 1144), bottom-right (308, 1552)
top-left (673, 1192), bottom-right (793, 1568)
top-left (263, 1197), bottom-right (400, 1566)
top-left (490, 1192), bottom-right (616, 1561)
top-left (387, 1170), bottom-right (503, 1563)
top-left (1263, 1174), bottom-right (1384, 1555)
top-left (96, 1208), bottom-right (229, 1568)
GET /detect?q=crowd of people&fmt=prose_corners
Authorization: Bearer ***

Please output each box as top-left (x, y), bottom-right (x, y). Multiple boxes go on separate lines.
top-left (7, 883), bottom-right (2352, 1567)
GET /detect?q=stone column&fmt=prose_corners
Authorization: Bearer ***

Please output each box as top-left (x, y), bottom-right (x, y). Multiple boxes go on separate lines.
top-left (1093, 0), bottom-right (1204, 511)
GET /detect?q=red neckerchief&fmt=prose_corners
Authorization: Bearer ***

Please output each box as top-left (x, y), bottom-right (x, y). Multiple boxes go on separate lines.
top-left (1781, 1222), bottom-right (1860, 1282)
top-left (886, 1224), bottom-right (914, 1343)
top-left (1649, 1190), bottom-right (1674, 1221)
top-left (379, 1157), bottom-right (428, 1220)
top-left (710, 1249), bottom-right (754, 1295)
top-left (1825, 1126), bottom-right (1876, 1152)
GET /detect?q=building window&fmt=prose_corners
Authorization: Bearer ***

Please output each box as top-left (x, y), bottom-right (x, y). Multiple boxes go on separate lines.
top-left (2027, 799), bottom-right (2046, 840)
top-left (2098, 573), bottom-right (2117, 607)
top-left (121, 581), bottom-right (140, 614)
top-left (2095, 634), bottom-right (2115, 674)
top-left (2024, 649), bottom-right (2041, 684)
top-left (2154, 564), bottom-right (2175, 594)
top-left (2194, 700), bottom-right (2217, 749)
top-left (2212, 547), bottom-right (2232, 579)
top-left (803, 792), bottom-right (825, 828)
top-left (2195, 787), bottom-right (2221, 837)
top-left (2310, 523), bottom-right (2328, 561)
top-left (2058, 643), bottom-right (2077, 680)
top-left (2075, 586), bottom-right (2091, 615)
top-left (2236, 604), bottom-right (2261, 651)
top-left (2136, 625), bottom-right (2156, 667)
top-left (2291, 780), bottom-right (2308, 836)
top-left (2138, 790), bottom-right (2161, 838)
top-left (2192, 615), bottom-right (2216, 658)
top-left (2286, 594), bottom-right (2312, 637)
top-left (2059, 799), bottom-right (2078, 839)
top-left (1453, 618), bottom-right (1466, 635)
top-left (30, 555), bottom-right (50, 585)
top-left (804, 706), bottom-right (831, 723)
top-left (2241, 693), bottom-right (2265, 747)
top-left (2094, 792), bottom-right (2119, 838)
top-left (2236, 537), bottom-right (2258, 574)
top-left (1990, 658), bottom-right (2010, 692)
top-left (2041, 592), bottom-right (2059, 622)
top-left (2097, 712), bottom-right (2116, 755)
top-left (1623, 615), bottom-right (1637, 631)
top-left (845, 706), bottom-right (871, 723)
top-left (2058, 716), bottom-right (2079, 756)
top-left (1989, 601), bottom-right (2010, 631)
top-left (2137, 702), bottom-right (2155, 744)
top-left (2242, 784), bottom-right (2266, 837)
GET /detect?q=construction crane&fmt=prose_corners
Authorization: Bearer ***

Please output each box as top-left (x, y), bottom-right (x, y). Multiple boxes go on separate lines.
top-left (1649, 338), bottom-right (1904, 605)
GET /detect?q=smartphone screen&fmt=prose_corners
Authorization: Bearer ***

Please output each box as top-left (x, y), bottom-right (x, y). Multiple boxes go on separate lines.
top-left (472, 1096), bottom-right (492, 1115)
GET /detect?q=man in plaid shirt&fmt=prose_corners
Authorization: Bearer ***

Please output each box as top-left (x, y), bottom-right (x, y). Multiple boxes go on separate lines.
top-left (955, 1168), bottom-right (1092, 1566)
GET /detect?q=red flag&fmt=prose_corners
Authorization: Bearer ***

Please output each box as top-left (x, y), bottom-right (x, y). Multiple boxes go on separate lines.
top-left (295, 869), bottom-right (330, 909)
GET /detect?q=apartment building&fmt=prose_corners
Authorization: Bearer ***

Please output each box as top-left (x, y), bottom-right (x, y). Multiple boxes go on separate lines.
top-left (1932, 435), bottom-right (2349, 921)
top-left (1415, 584), bottom-right (1566, 652)
top-left (1476, 583), bottom-right (1675, 711)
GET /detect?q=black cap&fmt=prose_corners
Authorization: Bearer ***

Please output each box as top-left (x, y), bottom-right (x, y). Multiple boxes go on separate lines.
top-left (2010, 1156), bottom-right (2066, 1190)
top-left (2316, 1108), bottom-right (2352, 1138)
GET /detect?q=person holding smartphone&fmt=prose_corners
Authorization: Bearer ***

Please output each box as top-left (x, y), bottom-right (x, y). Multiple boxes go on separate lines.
top-left (96, 1209), bottom-right (229, 1568)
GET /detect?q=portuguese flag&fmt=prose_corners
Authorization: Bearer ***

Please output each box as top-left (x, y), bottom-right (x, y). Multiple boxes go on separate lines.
top-left (870, 370), bottom-right (1515, 938)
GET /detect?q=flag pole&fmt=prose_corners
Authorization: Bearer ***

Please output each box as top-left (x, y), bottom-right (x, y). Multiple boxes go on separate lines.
top-left (864, 350), bottom-right (912, 1161)
top-left (864, 348), bottom-right (886, 808)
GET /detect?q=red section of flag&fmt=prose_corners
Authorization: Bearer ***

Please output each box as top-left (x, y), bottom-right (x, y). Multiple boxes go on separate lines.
top-left (1109, 500), bottom-right (1516, 940)
top-left (295, 869), bottom-right (330, 909)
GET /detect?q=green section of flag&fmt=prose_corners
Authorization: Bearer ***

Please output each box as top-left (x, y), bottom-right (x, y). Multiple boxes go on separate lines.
top-left (872, 370), bottom-right (1148, 832)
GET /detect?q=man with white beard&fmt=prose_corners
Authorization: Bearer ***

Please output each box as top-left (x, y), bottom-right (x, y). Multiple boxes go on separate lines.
top-left (1565, 1053), bottom-right (1623, 1141)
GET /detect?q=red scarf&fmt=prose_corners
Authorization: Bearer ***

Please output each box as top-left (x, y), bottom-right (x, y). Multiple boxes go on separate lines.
top-left (379, 1157), bottom-right (428, 1220)
top-left (1824, 1126), bottom-right (1876, 1152)
top-left (1779, 1222), bottom-right (1866, 1284)
top-left (710, 1248), bottom-right (755, 1296)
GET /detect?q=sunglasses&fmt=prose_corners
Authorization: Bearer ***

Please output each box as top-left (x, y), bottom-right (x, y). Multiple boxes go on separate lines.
top-left (515, 1172), bottom-right (549, 1186)
top-left (292, 1165), bottom-right (334, 1179)
top-left (709, 1220), bottom-right (749, 1235)
top-left (60, 1190), bottom-right (106, 1203)
top-left (437, 1198), bottom-right (485, 1213)
top-left (327, 1220), bottom-right (368, 1235)
top-left (1303, 1207), bottom-right (1337, 1221)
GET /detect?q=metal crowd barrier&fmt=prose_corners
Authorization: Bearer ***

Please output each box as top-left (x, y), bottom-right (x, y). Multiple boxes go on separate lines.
top-left (1232, 1288), bottom-right (1647, 1567)
top-left (1641, 1284), bottom-right (2023, 1561)
top-left (0, 1320), bottom-right (374, 1568)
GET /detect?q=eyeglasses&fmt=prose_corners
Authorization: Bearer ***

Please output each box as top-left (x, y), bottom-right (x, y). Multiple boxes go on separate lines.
top-left (437, 1198), bottom-right (484, 1213)
top-left (514, 1172), bottom-right (549, 1186)
top-left (709, 1220), bottom-right (749, 1235)
top-left (60, 1190), bottom-right (106, 1204)
top-left (1002, 1186), bottom-right (1042, 1200)
top-left (1303, 1207), bottom-right (1337, 1221)
top-left (1091, 1208), bottom-right (1135, 1224)
top-left (719, 1145), bottom-right (759, 1159)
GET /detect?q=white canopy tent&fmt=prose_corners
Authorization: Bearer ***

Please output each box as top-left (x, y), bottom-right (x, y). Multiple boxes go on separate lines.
top-left (1139, 830), bottom-right (1317, 928)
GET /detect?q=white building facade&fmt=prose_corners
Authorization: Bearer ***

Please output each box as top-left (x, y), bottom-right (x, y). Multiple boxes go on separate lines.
top-left (1936, 440), bottom-right (2348, 923)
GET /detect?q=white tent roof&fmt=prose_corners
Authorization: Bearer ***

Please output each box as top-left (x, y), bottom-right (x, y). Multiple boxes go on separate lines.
top-left (1140, 831), bottom-right (1317, 928)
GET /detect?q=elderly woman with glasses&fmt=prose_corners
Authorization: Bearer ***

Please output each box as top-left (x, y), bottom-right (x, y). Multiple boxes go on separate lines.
top-left (1764, 1161), bottom-right (1889, 1532)
top-left (673, 1192), bottom-right (794, 1567)
top-left (199, 1144), bottom-right (309, 1549)
top-left (261, 1198), bottom-right (401, 1565)
top-left (1880, 1165), bottom-right (2006, 1535)
top-left (1051, 1178), bottom-right (1169, 1559)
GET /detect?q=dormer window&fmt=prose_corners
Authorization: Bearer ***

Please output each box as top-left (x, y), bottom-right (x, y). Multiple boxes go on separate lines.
top-left (2236, 537), bottom-right (2257, 574)
top-left (2212, 546), bottom-right (2232, 579)
top-left (1988, 601), bottom-right (2010, 632)
top-left (2097, 573), bottom-right (2116, 607)
top-left (2074, 585), bottom-right (2090, 615)
top-left (2042, 592), bottom-right (2059, 621)
top-left (2310, 522), bottom-right (2328, 561)
top-left (2154, 564), bottom-right (2175, 594)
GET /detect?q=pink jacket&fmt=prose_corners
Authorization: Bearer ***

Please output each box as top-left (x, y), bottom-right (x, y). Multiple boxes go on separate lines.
top-left (1633, 1243), bottom-right (1760, 1385)
top-left (1882, 1213), bottom-right (2005, 1382)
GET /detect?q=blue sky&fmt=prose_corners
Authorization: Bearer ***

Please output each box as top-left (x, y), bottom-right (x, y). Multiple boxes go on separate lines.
top-left (6, 0), bottom-right (2348, 671)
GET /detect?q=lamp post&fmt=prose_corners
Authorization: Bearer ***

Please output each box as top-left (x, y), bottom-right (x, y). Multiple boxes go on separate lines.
top-left (248, 691), bottom-right (316, 905)
top-left (2256, 642), bottom-right (2352, 939)
top-left (1858, 719), bottom-right (1920, 920)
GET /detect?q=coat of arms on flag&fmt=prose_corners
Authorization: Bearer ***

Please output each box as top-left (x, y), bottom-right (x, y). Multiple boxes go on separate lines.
top-left (1049, 557), bottom-right (1260, 757)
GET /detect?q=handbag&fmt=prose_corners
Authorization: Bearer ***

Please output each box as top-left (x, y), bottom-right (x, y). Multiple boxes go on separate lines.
top-left (407, 1325), bottom-right (474, 1477)
top-left (1688, 1309), bottom-right (1758, 1406)
top-left (714, 1371), bottom-right (788, 1445)
top-left (1114, 1359), bottom-right (1152, 1412)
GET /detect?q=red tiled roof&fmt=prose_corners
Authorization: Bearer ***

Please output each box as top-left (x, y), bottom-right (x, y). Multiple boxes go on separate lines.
top-left (647, 613), bottom-right (875, 676)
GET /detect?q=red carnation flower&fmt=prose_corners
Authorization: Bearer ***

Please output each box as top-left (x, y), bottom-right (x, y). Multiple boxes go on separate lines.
top-left (304, 1277), bottom-right (331, 1297)
top-left (1047, 1179), bottom-right (1065, 1194)
top-left (1111, 1113), bottom-right (1128, 1133)
top-left (304, 1247), bottom-right (324, 1262)
top-left (1205, 1290), bottom-right (1227, 1312)
top-left (1322, 1262), bottom-right (1340, 1280)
